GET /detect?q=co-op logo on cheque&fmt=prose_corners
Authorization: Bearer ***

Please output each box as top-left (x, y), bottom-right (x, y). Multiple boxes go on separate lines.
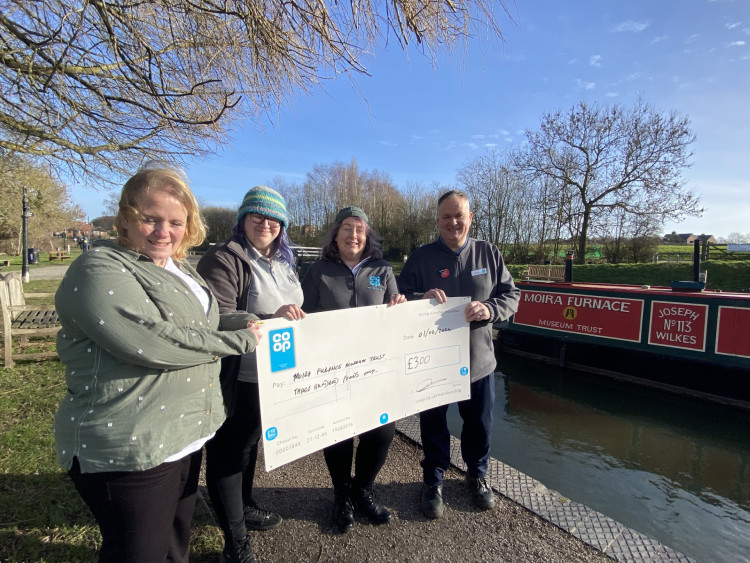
top-left (269, 327), bottom-right (296, 372)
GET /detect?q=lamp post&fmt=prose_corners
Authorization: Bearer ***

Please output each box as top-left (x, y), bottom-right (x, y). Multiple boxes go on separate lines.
top-left (21, 187), bottom-right (29, 282)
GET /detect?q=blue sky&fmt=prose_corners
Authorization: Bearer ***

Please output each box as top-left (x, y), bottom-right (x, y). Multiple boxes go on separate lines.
top-left (78, 0), bottom-right (749, 239)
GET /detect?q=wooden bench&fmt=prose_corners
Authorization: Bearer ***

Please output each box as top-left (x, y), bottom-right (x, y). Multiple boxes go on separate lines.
top-left (1, 271), bottom-right (60, 368)
top-left (49, 251), bottom-right (72, 261)
top-left (522, 265), bottom-right (566, 282)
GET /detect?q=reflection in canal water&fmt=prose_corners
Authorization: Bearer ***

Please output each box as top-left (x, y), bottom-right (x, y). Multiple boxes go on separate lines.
top-left (446, 356), bottom-right (750, 563)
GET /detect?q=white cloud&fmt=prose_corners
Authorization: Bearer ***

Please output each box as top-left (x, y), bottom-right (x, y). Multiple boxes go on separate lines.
top-left (612, 20), bottom-right (650, 33)
top-left (575, 79), bottom-right (596, 90)
top-left (614, 73), bottom-right (641, 85)
top-left (651, 35), bottom-right (669, 44)
top-left (589, 55), bottom-right (602, 67)
top-left (730, 40), bottom-right (746, 47)
top-left (725, 22), bottom-right (742, 30)
top-left (604, 91), bottom-right (619, 98)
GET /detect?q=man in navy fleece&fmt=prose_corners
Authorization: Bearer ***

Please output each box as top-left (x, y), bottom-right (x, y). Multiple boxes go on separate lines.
top-left (398, 190), bottom-right (520, 519)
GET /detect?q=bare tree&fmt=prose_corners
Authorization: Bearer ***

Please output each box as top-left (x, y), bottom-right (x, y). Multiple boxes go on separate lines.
top-left (399, 181), bottom-right (441, 255)
top-left (102, 191), bottom-right (120, 217)
top-left (724, 232), bottom-right (750, 244)
top-left (1, 0), bottom-right (512, 183)
top-left (0, 152), bottom-right (83, 254)
top-left (458, 149), bottom-right (510, 245)
top-left (519, 100), bottom-right (702, 264)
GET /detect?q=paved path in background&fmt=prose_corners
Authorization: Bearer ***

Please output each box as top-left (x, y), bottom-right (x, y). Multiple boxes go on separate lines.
top-left (24, 265), bottom-right (70, 280)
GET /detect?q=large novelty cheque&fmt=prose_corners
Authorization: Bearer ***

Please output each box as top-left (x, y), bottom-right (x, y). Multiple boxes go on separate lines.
top-left (256, 297), bottom-right (471, 470)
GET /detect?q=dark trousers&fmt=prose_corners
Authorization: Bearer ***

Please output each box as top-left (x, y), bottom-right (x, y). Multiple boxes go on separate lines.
top-left (420, 374), bottom-right (495, 485)
top-left (205, 381), bottom-right (262, 543)
top-left (323, 422), bottom-right (396, 489)
top-left (69, 451), bottom-right (202, 563)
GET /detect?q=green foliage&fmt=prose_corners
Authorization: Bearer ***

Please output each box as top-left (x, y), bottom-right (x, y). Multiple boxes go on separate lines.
top-left (201, 206), bottom-right (237, 245)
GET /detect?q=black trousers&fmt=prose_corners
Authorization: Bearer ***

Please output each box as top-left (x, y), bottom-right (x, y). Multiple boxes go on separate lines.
top-left (205, 380), bottom-right (263, 543)
top-left (323, 422), bottom-right (396, 489)
top-left (420, 374), bottom-right (495, 485)
top-left (69, 451), bottom-right (202, 562)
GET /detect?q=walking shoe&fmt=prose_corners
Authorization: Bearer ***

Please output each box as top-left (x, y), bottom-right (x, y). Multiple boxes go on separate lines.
top-left (220, 536), bottom-right (257, 563)
top-left (467, 476), bottom-right (496, 510)
top-left (352, 486), bottom-right (392, 524)
top-left (420, 483), bottom-right (444, 519)
top-left (332, 484), bottom-right (355, 532)
top-left (244, 501), bottom-right (282, 531)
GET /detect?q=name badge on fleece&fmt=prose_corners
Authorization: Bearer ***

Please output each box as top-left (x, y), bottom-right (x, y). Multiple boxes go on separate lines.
top-left (471, 268), bottom-right (487, 276)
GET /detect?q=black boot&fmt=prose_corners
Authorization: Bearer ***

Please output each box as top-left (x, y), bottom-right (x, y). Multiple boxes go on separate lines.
top-left (352, 485), bottom-right (392, 524)
top-left (332, 483), bottom-right (355, 532)
top-left (220, 535), bottom-right (257, 563)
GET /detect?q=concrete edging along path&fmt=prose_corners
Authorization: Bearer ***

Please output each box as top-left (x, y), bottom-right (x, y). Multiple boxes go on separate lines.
top-left (395, 416), bottom-right (695, 563)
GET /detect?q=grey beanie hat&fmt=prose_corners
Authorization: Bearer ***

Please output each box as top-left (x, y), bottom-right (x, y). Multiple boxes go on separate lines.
top-left (335, 206), bottom-right (369, 224)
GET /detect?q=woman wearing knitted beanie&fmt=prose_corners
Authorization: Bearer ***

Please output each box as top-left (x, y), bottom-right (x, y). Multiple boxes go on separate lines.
top-left (197, 186), bottom-right (305, 563)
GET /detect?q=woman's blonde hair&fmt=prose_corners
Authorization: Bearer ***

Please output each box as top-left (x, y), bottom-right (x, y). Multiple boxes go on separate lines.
top-left (116, 164), bottom-right (206, 261)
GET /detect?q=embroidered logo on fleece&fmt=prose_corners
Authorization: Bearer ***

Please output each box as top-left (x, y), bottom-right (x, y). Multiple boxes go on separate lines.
top-left (439, 268), bottom-right (450, 279)
top-left (368, 275), bottom-right (384, 290)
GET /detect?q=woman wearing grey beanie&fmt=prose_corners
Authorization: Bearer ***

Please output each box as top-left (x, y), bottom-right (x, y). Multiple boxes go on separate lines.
top-left (301, 206), bottom-right (406, 533)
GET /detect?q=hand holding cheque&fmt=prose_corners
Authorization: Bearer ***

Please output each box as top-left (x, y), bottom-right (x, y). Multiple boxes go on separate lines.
top-left (255, 296), bottom-right (471, 470)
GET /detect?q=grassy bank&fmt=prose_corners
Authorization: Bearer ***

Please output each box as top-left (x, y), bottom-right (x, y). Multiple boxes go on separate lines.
top-left (0, 248), bottom-right (82, 271)
top-left (503, 261), bottom-right (750, 292)
top-left (392, 260), bottom-right (750, 292)
top-left (0, 280), bottom-right (222, 562)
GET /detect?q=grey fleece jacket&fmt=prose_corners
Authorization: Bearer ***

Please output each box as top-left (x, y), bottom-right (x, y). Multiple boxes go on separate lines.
top-left (397, 237), bottom-right (520, 382)
top-left (301, 256), bottom-right (399, 313)
top-left (196, 235), bottom-right (256, 414)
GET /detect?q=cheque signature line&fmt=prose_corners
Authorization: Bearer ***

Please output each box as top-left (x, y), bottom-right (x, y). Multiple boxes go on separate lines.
top-left (416, 378), bottom-right (448, 392)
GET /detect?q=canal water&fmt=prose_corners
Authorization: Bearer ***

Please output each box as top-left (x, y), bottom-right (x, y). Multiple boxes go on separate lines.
top-left (446, 355), bottom-right (750, 563)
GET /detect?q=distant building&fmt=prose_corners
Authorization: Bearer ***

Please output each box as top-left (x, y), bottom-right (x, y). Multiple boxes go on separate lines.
top-left (661, 232), bottom-right (716, 245)
top-left (59, 222), bottom-right (94, 240)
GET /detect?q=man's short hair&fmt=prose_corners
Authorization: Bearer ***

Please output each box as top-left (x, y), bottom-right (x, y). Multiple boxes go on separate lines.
top-left (438, 190), bottom-right (470, 206)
